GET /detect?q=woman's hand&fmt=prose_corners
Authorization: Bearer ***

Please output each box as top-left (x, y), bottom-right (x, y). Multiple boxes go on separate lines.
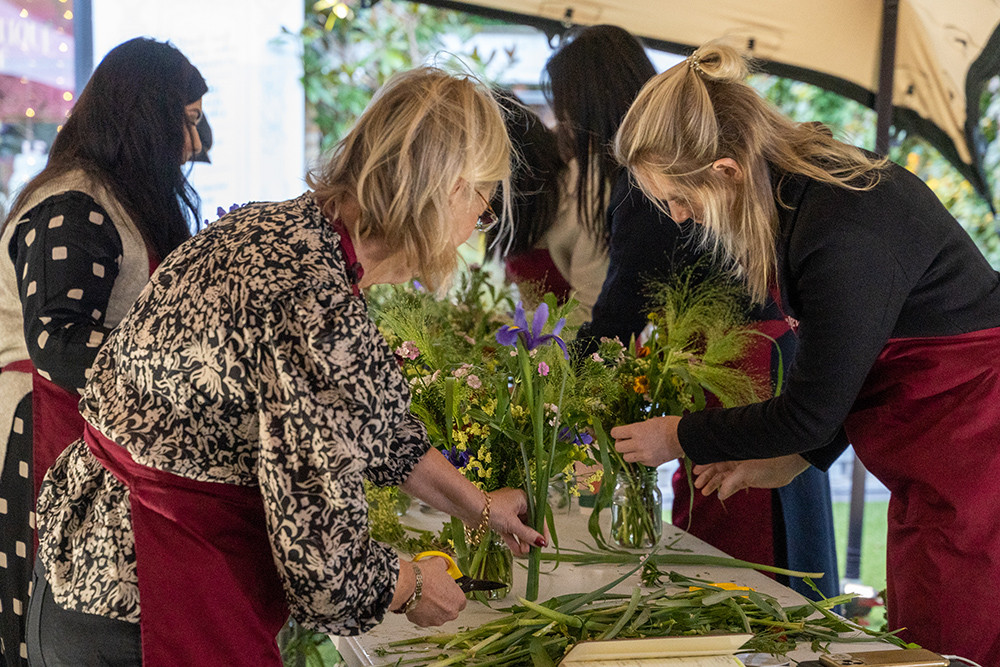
top-left (611, 416), bottom-right (683, 467)
top-left (487, 488), bottom-right (547, 557)
top-left (404, 557), bottom-right (467, 627)
top-left (693, 454), bottom-right (810, 500)
top-left (401, 449), bottom-right (545, 557)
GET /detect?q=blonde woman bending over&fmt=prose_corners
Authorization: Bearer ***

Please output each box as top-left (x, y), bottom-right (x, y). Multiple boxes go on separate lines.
top-left (610, 40), bottom-right (1000, 663)
top-left (28, 67), bottom-right (544, 666)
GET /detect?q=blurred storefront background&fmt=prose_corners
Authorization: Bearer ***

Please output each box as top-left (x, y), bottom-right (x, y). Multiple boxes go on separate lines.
top-left (1, 0), bottom-right (306, 225)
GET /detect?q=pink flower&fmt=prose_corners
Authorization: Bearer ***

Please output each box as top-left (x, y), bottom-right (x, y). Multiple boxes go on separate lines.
top-left (467, 374), bottom-right (482, 389)
top-left (591, 352), bottom-right (604, 363)
top-left (395, 341), bottom-right (420, 360)
top-left (537, 362), bottom-right (550, 377)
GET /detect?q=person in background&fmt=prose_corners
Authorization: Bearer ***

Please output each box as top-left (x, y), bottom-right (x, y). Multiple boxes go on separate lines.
top-left (0, 37), bottom-right (207, 667)
top-left (27, 66), bottom-right (545, 666)
top-left (546, 25), bottom-right (839, 599)
top-left (485, 90), bottom-right (607, 324)
top-left (612, 39), bottom-right (1000, 662)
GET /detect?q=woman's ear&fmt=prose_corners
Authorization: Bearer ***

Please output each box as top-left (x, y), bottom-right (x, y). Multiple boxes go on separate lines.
top-left (711, 158), bottom-right (743, 182)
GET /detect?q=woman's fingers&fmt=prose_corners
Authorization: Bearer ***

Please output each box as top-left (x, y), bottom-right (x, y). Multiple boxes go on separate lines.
top-left (489, 488), bottom-right (546, 557)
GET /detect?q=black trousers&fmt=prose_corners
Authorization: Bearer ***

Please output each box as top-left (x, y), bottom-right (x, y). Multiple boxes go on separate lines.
top-left (25, 560), bottom-right (141, 666)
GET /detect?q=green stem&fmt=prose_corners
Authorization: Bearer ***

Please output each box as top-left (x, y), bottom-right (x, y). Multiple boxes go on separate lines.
top-left (538, 551), bottom-right (825, 580)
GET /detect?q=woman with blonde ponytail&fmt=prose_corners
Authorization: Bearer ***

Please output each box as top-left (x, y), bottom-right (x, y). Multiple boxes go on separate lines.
top-left (612, 40), bottom-right (1000, 663)
top-left (548, 25), bottom-right (839, 604)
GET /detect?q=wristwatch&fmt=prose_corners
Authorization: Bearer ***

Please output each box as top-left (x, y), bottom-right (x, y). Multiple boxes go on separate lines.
top-left (393, 563), bottom-right (423, 614)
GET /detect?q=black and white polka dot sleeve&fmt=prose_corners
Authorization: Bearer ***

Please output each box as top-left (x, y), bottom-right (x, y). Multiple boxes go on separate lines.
top-left (10, 191), bottom-right (124, 393)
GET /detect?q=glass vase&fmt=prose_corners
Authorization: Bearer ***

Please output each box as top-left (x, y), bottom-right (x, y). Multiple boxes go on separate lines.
top-left (464, 529), bottom-right (513, 601)
top-left (610, 465), bottom-right (663, 549)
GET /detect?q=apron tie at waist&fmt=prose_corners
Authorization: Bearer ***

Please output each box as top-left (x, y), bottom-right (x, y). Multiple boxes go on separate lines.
top-left (1, 360), bottom-right (35, 374)
top-left (83, 423), bottom-right (289, 667)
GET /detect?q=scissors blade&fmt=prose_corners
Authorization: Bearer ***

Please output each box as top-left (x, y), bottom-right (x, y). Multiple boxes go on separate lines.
top-left (456, 576), bottom-right (506, 593)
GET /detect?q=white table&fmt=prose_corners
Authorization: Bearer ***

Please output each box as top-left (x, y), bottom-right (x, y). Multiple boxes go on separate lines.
top-left (336, 502), bottom-right (898, 666)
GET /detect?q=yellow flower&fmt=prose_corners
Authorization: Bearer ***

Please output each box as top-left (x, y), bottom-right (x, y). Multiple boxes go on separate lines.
top-left (633, 375), bottom-right (650, 394)
top-left (636, 345), bottom-right (651, 358)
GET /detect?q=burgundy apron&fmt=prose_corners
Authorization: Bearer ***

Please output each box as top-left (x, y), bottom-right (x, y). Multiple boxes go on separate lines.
top-left (505, 249), bottom-right (573, 304)
top-left (84, 424), bottom-right (289, 666)
top-left (844, 327), bottom-right (1000, 663)
top-left (4, 249), bottom-right (161, 510)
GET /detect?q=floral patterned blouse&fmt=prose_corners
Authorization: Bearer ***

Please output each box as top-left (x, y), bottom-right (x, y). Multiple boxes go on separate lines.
top-left (35, 193), bottom-right (430, 635)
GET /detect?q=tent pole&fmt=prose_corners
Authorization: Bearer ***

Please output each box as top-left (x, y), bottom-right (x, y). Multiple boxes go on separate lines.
top-left (874, 0), bottom-right (900, 154)
top-left (844, 0), bottom-right (900, 593)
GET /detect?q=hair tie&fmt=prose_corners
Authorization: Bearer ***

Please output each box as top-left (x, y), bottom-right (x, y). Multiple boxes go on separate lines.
top-left (687, 54), bottom-right (705, 76)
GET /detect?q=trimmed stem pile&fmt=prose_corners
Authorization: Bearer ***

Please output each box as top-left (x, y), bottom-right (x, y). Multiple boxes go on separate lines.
top-left (382, 568), bottom-right (906, 666)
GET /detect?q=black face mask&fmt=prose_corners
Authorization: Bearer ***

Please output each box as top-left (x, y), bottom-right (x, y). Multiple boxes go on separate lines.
top-left (190, 113), bottom-right (212, 164)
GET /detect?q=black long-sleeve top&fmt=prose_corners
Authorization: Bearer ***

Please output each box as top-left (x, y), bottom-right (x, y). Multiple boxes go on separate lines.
top-left (678, 162), bottom-right (1000, 468)
top-left (11, 191), bottom-right (123, 393)
top-left (577, 174), bottom-right (703, 345)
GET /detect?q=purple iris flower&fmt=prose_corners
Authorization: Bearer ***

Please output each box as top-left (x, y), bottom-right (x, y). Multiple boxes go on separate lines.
top-left (495, 302), bottom-right (568, 359)
top-left (558, 427), bottom-right (594, 447)
top-left (443, 446), bottom-right (470, 468)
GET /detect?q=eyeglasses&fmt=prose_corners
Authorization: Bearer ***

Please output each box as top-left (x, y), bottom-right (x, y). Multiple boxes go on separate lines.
top-left (475, 190), bottom-right (499, 233)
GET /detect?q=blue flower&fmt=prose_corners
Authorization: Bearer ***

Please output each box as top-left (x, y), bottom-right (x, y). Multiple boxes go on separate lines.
top-left (558, 427), bottom-right (593, 447)
top-left (495, 302), bottom-right (568, 359)
top-left (443, 446), bottom-right (470, 469)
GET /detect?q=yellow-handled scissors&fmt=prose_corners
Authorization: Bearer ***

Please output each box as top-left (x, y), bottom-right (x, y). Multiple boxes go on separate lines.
top-left (413, 551), bottom-right (506, 593)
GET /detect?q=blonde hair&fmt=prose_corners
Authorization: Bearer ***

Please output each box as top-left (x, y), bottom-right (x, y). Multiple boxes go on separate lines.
top-left (615, 40), bottom-right (888, 303)
top-left (308, 67), bottom-right (511, 289)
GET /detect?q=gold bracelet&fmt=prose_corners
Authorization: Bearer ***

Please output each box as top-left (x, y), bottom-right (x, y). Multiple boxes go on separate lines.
top-left (464, 491), bottom-right (491, 546)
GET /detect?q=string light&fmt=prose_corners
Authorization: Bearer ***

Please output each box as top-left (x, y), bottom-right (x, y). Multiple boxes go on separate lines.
top-left (64, 10), bottom-right (73, 19)
top-left (59, 43), bottom-right (69, 53)
top-left (19, 8), bottom-right (28, 18)
top-left (63, 91), bottom-right (73, 102)
top-left (25, 108), bottom-right (36, 118)
top-left (333, 2), bottom-right (349, 18)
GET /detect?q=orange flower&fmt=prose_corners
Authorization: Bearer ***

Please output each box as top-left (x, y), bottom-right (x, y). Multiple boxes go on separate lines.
top-left (635, 345), bottom-right (651, 358)
top-left (633, 375), bottom-right (650, 394)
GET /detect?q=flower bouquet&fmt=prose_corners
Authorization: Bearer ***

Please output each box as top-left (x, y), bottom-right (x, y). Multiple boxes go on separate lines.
top-left (571, 270), bottom-right (764, 550)
top-left (476, 296), bottom-right (595, 600)
top-left (370, 267), bottom-right (523, 596)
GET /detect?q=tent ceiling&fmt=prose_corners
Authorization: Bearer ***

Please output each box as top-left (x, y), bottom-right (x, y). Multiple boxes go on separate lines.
top-left (419, 0), bottom-right (1000, 203)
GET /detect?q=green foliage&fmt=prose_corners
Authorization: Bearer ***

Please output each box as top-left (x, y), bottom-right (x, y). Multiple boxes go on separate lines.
top-left (293, 0), bottom-right (509, 150)
top-left (380, 567), bottom-right (908, 665)
top-left (278, 617), bottom-right (339, 667)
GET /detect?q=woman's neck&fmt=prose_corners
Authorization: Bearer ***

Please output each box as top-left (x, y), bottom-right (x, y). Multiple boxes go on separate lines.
top-left (332, 197), bottom-right (412, 288)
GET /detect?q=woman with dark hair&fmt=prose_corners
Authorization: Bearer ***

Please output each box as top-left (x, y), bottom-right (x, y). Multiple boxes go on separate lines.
top-left (0, 37), bottom-right (206, 666)
top-left (545, 25), bottom-right (839, 601)
top-left (486, 90), bottom-right (606, 321)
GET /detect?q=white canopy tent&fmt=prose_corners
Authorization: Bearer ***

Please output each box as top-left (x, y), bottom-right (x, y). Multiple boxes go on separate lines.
top-left (419, 0), bottom-right (1000, 206)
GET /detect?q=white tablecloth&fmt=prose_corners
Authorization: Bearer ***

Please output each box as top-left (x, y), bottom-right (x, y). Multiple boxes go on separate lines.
top-left (336, 501), bottom-right (898, 666)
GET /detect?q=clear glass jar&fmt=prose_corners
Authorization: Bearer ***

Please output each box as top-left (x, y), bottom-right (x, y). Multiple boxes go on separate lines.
top-left (610, 465), bottom-right (663, 549)
top-left (464, 529), bottom-right (513, 601)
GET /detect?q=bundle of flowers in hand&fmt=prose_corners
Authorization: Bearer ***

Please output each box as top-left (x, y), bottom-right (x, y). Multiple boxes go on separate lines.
top-left (474, 295), bottom-right (594, 601)
top-left (570, 269), bottom-right (765, 550)
top-left (370, 270), bottom-right (594, 600)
